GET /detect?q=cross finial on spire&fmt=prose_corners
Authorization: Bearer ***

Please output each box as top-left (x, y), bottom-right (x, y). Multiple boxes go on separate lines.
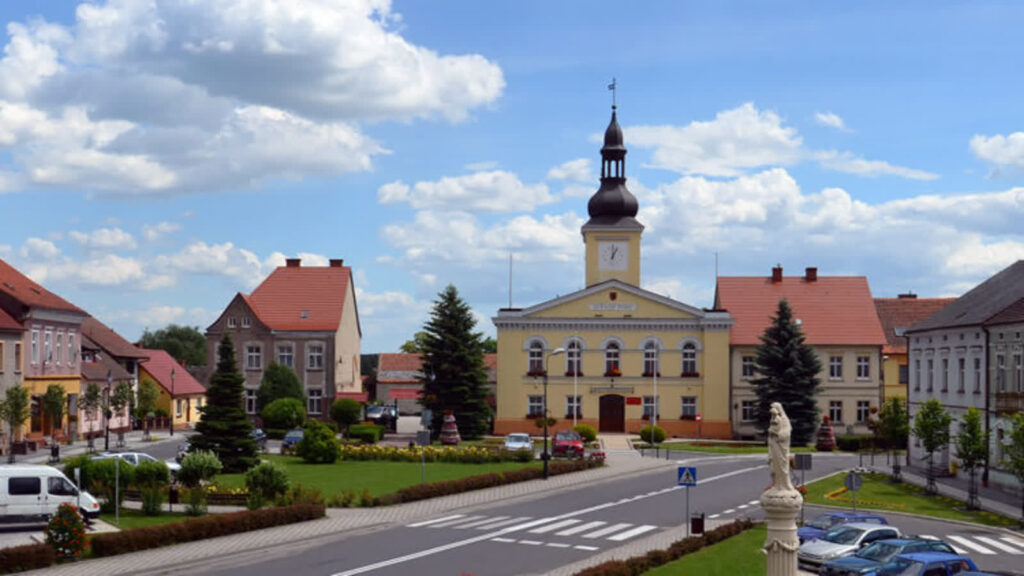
top-left (608, 77), bottom-right (616, 109)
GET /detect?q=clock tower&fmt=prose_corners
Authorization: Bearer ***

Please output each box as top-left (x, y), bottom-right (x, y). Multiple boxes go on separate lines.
top-left (583, 105), bottom-right (643, 287)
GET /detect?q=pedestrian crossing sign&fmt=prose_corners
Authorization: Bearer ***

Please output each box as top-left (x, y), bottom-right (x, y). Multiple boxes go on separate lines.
top-left (677, 466), bottom-right (697, 486)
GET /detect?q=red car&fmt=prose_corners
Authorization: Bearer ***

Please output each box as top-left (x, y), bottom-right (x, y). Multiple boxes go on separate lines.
top-left (552, 430), bottom-right (584, 458)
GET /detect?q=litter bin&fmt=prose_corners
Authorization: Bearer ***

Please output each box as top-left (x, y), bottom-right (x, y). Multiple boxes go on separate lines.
top-left (690, 512), bottom-right (705, 535)
top-left (49, 443), bottom-right (60, 463)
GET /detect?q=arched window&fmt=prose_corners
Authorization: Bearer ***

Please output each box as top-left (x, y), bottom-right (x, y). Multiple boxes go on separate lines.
top-left (681, 343), bottom-right (698, 375)
top-left (566, 340), bottom-right (583, 376)
top-left (527, 340), bottom-right (544, 374)
top-left (643, 341), bottom-right (660, 376)
top-left (605, 342), bottom-right (621, 376)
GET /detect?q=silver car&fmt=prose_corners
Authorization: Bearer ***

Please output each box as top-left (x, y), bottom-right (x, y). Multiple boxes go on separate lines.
top-left (503, 433), bottom-right (533, 451)
top-left (92, 451), bottom-right (182, 473)
top-left (797, 522), bottom-right (901, 573)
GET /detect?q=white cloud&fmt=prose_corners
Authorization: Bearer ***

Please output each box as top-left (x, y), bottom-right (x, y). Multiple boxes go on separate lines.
top-left (156, 241), bottom-right (263, 288)
top-left (547, 158), bottom-right (593, 182)
top-left (943, 237), bottom-right (1024, 277)
top-left (263, 251), bottom-right (330, 269)
top-left (19, 237), bottom-right (60, 260)
top-left (127, 305), bottom-right (213, 329)
top-left (355, 286), bottom-right (432, 352)
top-left (970, 132), bottom-right (1024, 173)
top-left (142, 221), bottom-right (181, 242)
top-left (69, 227), bottom-right (137, 250)
top-left (814, 112), bottom-right (849, 132)
top-left (26, 253), bottom-right (145, 286)
top-left (465, 161), bottom-right (498, 171)
top-left (816, 150), bottom-right (939, 181)
top-left (378, 170), bottom-right (554, 213)
top-left (627, 103), bottom-right (803, 177)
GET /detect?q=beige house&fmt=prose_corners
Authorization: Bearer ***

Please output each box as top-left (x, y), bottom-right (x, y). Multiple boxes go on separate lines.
top-left (715, 266), bottom-right (886, 439)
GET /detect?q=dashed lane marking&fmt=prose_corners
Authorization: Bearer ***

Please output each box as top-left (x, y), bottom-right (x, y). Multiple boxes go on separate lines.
top-left (519, 540), bottom-right (543, 546)
top-left (491, 537), bottom-right (516, 543)
top-left (574, 545), bottom-right (600, 551)
top-left (546, 543), bottom-right (571, 548)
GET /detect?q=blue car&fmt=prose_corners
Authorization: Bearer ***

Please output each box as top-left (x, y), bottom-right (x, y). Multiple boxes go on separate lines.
top-left (282, 428), bottom-right (304, 451)
top-left (819, 538), bottom-right (957, 576)
top-left (868, 552), bottom-right (977, 576)
top-left (799, 512), bottom-right (889, 543)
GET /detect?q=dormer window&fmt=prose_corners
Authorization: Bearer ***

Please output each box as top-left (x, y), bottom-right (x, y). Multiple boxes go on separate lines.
top-left (241, 316), bottom-right (251, 328)
top-left (301, 310), bottom-right (309, 319)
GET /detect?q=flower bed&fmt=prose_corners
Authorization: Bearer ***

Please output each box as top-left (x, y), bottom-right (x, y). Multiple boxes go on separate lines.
top-left (339, 443), bottom-right (529, 464)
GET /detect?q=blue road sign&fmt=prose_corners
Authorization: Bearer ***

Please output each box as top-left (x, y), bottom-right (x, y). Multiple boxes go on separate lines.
top-left (677, 466), bottom-right (697, 486)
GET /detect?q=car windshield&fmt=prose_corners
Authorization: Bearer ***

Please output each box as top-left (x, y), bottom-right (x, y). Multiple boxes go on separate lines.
top-left (285, 431), bottom-right (302, 439)
top-left (366, 406), bottom-right (384, 416)
top-left (805, 515), bottom-right (841, 530)
top-left (507, 434), bottom-right (529, 443)
top-left (822, 526), bottom-right (864, 545)
top-left (855, 542), bottom-right (900, 561)
top-left (556, 432), bottom-right (580, 441)
top-left (137, 454), bottom-right (157, 463)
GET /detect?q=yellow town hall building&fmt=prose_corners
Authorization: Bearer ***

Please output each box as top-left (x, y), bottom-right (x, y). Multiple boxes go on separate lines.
top-left (492, 107), bottom-right (734, 438)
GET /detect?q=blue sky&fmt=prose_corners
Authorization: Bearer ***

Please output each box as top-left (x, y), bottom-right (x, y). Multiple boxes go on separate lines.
top-left (1, 1), bottom-right (1023, 353)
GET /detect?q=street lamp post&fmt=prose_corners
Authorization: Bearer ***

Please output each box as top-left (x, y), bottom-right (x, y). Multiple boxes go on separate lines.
top-left (169, 368), bottom-right (175, 437)
top-left (542, 347), bottom-right (566, 480)
top-left (104, 371), bottom-right (112, 451)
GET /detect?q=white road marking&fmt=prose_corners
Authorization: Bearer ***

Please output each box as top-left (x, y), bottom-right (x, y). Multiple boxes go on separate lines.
top-left (582, 523), bottom-right (633, 539)
top-left (456, 516), bottom-right (510, 529)
top-left (1003, 536), bottom-right (1024, 548)
top-left (430, 515), bottom-right (485, 528)
top-left (607, 525), bottom-right (658, 541)
top-left (519, 540), bottom-right (543, 546)
top-left (472, 516), bottom-right (530, 530)
top-left (748, 500), bottom-right (759, 505)
top-left (723, 509), bottom-right (735, 514)
top-left (333, 464), bottom-right (767, 576)
top-left (491, 537), bottom-right (516, 543)
top-left (947, 535), bottom-right (995, 555)
top-left (546, 542), bottom-right (571, 548)
top-left (709, 514), bottom-right (721, 519)
top-left (974, 536), bottom-right (1022, 554)
top-left (557, 521), bottom-right (606, 536)
top-left (529, 519), bottom-right (582, 534)
top-left (737, 504), bottom-right (748, 509)
top-left (407, 515), bottom-right (464, 528)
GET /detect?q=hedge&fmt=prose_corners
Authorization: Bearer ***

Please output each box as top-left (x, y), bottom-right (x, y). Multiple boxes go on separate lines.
top-left (89, 503), bottom-right (325, 557)
top-left (0, 543), bottom-right (55, 575)
top-left (835, 434), bottom-right (875, 452)
top-left (348, 424), bottom-right (385, 444)
top-left (572, 518), bottom-right (756, 576)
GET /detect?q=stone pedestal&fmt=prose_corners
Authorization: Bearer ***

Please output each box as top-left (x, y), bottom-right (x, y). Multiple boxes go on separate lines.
top-left (760, 488), bottom-right (803, 576)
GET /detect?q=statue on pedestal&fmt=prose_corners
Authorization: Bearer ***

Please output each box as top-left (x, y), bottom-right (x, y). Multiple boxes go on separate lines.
top-left (768, 402), bottom-right (795, 493)
top-left (760, 402), bottom-right (803, 576)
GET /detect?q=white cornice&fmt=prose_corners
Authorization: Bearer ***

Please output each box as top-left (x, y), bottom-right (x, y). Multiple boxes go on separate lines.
top-left (492, 317), bottom-right (733, 331)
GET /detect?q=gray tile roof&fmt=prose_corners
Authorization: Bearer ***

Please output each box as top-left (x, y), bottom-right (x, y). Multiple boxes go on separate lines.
top-left (909, 260), bottom-right (1024, 332)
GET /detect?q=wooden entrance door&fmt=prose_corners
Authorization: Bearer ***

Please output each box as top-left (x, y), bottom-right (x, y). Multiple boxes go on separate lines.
top-left (599, 395), bottom-right (625, 433)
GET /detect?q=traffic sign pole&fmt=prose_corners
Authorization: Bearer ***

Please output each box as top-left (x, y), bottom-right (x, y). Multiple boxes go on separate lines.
top-left (677, 466), bottom-right (698, 538)
top-left (685, 485), bottom-right (690, 538)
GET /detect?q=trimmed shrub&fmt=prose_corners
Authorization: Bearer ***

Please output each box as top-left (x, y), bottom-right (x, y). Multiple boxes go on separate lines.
top-left (89, 458), bottom-right (135, 512)
top-left (179, 450), bottom-right (222, 487)
top-left (297, 420), bottom-right (342, 463)
top-left (639, 425), bottom-right (667, 444)
top-left (134, 460), bottom-right (170, 516)
top-left (44, 503), bottom-right (86, 561)
top-left (836, 434), bottom-right (874, 452)
top-left (574, 424), bottom-right (597, 443)
top-left (348, 424), bottom-right (385, 444)
top-left (331, 398), bottom-right (363, 437)
top-left (244, 461), bottom-right (290, 509)
top-left (89, 504), bottom-right (325, 557)
top-left (261, 398), bottom-right (306, 431)
top-left (0, 543), bottom-right (55, 574)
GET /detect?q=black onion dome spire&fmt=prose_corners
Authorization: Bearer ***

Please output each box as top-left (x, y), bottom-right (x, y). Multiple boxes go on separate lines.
top-left (586, 106), bottom-right (640, 225)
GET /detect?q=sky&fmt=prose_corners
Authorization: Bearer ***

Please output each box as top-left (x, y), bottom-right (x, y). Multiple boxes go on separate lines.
top-left (1, 0), bottom-right (1023, 354)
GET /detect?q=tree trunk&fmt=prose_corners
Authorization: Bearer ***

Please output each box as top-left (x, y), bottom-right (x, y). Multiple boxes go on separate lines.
top-left (927, 452), bottom-right (935, 494)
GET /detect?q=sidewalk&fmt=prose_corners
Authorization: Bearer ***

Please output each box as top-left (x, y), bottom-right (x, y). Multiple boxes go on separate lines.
top-left (11, 430), bottom-right (186, 467)
top-left (866, 462), bottom-right (1022, 521)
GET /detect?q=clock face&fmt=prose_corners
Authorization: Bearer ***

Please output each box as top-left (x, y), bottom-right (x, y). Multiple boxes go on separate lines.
top-left (598, 241), bottom-right (628, 271)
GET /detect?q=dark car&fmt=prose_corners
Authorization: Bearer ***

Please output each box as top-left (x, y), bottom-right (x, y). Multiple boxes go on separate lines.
top-left (799, 512), bottom-right (889, 543)
top-left (282, 429), bottom-right (304, 451)
top-left (552, 430), bottom-right (584, 458)
top-left (819, 538), bottom-right (958, 576)
top-left (250, 428), bottom-right (268, 451)
top-left (869, 552), bottom-right (976, 576)
top-left (365, 405), bottom-right (398, 431)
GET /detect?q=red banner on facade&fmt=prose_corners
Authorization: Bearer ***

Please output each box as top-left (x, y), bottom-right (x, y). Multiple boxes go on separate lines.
top-left (626, 396), bottom-right (642, 405)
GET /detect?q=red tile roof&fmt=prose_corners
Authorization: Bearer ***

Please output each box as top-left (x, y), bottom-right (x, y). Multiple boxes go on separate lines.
top-left (484, 353), bottom-right (497, 372)
top-left (246, 264), bottom-right (353, 331)
top-left (377, 352), bottom-right (497, 384)
top-left (378, 353), bottom-right (423, 373)
top-left (715, 273), bottom-right (885, 346)
top-left (0, 306), bottom-right (24, 331)
top-left (141, 348), bottom-right (205, 395)
top-left (81, 349), bottom-right (133, 382)
top-left (874, 297), bottom-right (956, 354)
top-left (81, 316), bottom-right (149, 359)
top-left (336, 391), bottom-right (368, 402)
top-left (0, 258), bottom-right (84, 314)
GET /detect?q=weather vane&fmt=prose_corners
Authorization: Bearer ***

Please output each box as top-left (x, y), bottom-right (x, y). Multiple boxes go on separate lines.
top-left (608, 77), bottom-right (616, 108)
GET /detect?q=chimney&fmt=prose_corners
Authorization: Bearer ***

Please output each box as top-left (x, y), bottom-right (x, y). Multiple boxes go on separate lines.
top-left (898, 292), bottom-right (918, 299)
top-left (771, 265), bottom-right (783, 283)
top-left (805, 267), bottom-right (818, 282)
top-left (285, 258), bottom-right (301, 268)
top-left (329, 259), bottom-right (344, 268)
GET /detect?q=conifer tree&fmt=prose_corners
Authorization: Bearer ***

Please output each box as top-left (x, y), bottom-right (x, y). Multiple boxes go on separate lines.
top-left (417, 285), bottom-right (491, 439)
top-left (752, 299), bottom-right (823, 445)
top-left (191, 335), bottom-right (257, 473)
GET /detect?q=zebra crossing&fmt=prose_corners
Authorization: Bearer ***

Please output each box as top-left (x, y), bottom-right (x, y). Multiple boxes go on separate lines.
top-left (919, 534), bottom-right (1024, 555)
top-left (407, 514), bottom-right (660, 550)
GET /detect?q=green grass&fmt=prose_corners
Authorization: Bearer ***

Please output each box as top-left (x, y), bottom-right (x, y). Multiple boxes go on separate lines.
top-left (215, 455), bottom-right (542, 498)
top-left (100, 508), bottom-right (190, 530)
top-left (804, 472), bottom-right (1017, 527)
top-left (640, 442), bottom-right (816, 454)
top-left (644, 525), bottom-right (767, 575)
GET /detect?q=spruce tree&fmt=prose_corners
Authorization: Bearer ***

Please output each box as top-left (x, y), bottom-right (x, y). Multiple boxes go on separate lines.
top-left (417, 284), bottom-right (491, 440)
top-left (752, 299), bottom-right (823, 445)
top-left (192, 334), bottom-right (257, 473)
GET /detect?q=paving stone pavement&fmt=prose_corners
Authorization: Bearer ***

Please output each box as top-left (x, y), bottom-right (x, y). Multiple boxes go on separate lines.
top-left (25, 451), bottom-right (679, 576)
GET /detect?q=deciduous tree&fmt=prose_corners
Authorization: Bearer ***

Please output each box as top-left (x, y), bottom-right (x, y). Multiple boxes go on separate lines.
top-left (878, 396), bottom-right (910, 481)
top-left (1, 385), bottom-right (30, 462)
top-left (954, 407), bottom-right (988, 509)
top-left (912, 398), bottom-right (952, 494)
top-left (138, 324), bottom-right (207, 367)
top-left (42, 383), bottom-right (66, 440)
top-left (1003, 414), bottom-right (1024, 525)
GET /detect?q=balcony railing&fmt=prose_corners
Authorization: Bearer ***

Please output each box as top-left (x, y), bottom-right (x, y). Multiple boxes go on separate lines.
top-left (996, 392), bottom-right (1024, 414)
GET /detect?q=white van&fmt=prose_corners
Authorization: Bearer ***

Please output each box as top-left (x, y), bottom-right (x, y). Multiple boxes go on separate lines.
top-left (0, 465), bottom-right (101, 522)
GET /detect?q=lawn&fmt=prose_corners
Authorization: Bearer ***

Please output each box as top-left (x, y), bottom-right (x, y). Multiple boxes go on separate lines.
top-left (100, 508), bottom-right (190, 530)
top-left (215, 455), bottom-right (543, 498)
top-left (639, 442), bottom-right (816, 454)
top-left (644, 525), bottom-right (767, 575)
top-left (803, 472), bottom-right (1017, 528)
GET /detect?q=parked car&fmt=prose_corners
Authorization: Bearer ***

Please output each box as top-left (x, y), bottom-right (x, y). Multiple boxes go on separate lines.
top-left (282, 429), bottom-right (304, 451)
top-left (504, 433), bottom-right (533, 452)
top-left (175, 442), bottom-right (191, 463)
top-left (250, 428), bottom-right (268, 451)
top-left (92, 451), bottom-right (182, 473)
top-left (365, 405), bottom-right (398, 432)
top-left (552, 430), bottom-right (584, 458)
top-left (0, 464), bottom-right (102, 522)
top-left (798, 523), bottom-right (902, 573)
top-left (799, 512), bottom-right (890, 543)
top-left (867, 552), bottom-right (977, 576)
top-left (819, 538), bottom-right (958, 576)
